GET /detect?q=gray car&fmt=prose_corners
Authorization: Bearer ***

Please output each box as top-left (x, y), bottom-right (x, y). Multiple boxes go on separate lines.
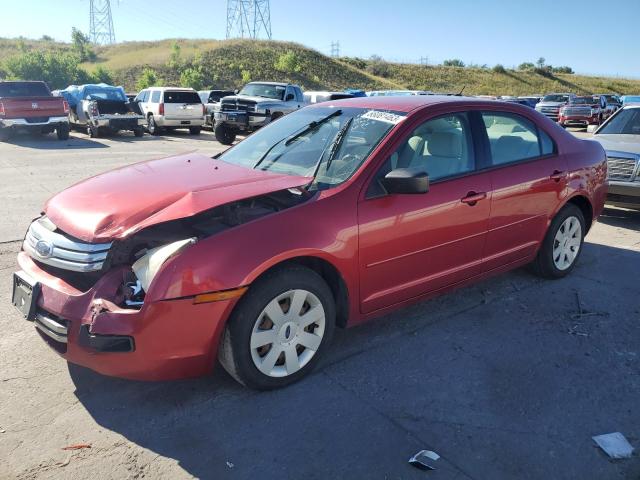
top-left (589, 105), bottom-right (640, 210)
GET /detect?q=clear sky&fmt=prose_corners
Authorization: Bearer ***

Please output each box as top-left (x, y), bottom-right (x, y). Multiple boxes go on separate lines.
top-left (3, 0), bottom-right (638, 77)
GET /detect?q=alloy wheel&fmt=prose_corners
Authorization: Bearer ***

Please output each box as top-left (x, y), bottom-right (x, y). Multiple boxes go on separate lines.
top-left (250, 289), bottom-right (326, 378)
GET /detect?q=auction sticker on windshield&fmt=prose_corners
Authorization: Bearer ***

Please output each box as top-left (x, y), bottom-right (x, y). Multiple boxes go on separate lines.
top-left (361, 110), bottom-right (406, 124)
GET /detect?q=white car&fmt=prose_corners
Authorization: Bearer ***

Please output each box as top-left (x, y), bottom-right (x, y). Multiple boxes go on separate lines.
top-left (134, 87), bottom-right (205, 135)
top-left (303, 91), bottom-right (354, 104)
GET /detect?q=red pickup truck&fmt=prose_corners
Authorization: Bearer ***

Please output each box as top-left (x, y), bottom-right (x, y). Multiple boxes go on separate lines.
top-left (0, 81), bottom-right (70, 142)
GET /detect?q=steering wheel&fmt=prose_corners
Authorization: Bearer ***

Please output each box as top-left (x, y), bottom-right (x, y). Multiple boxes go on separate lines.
top-left (331, 154), bottom-right (361, 179)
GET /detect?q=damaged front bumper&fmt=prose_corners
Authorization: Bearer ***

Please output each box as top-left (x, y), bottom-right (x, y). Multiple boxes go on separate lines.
top-left (14, 252), bottom-right (238, 381)
top-left (90, 115), bottom-right (146, 130)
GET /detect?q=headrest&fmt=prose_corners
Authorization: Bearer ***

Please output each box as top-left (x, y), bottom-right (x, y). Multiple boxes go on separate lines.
top-left (427, 131), bottom-right (462, 157)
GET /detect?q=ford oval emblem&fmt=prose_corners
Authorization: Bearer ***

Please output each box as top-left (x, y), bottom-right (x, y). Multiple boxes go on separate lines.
top-left (35, 240), bottom-right (54, 258)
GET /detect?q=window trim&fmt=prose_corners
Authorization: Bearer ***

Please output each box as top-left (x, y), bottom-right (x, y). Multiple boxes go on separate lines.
top-left (475, 110), bottom-right (558, 171)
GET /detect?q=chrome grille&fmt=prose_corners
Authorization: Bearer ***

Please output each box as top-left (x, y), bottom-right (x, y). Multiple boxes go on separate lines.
top-left (607, 156), bottom-right (638, 181)
top-left (23, 217), bottom-right (111, 273)
top-left (221, 99), bottom-right (257, 113)
top-left (563, 107), bottom-right (591, 116)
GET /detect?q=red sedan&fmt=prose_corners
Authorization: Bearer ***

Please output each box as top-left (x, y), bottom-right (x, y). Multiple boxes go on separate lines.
top-left (12, 96), bottom-right (607, 389)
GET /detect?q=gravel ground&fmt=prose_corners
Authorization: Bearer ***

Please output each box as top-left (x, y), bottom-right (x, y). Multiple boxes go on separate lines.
top-left (0, 128), bottom-right (638, 480)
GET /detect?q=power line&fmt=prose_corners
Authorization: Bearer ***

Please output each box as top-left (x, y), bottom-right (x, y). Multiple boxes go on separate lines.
top-left (226, 0), bottom-right (272, 39)
top-left (420, 56), bottom-right (429, 65)
top-left (89, 0), bottom-right (115, 44)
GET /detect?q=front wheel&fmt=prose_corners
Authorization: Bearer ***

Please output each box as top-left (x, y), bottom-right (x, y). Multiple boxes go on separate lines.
top-left (87, 125), bottom-right (100, 138)
top-left (531, 203), bottom-right (585, 279)
top-left (133, 126), bottom-right (144, 137)
top-left (214, 123), bottom-right (236, 145)
top-left (189, 126), bottom-right (201, 135)
top-left (0, 129), bottom-right (11, 142)
top-left (218, 266), bottom-right (335, 390)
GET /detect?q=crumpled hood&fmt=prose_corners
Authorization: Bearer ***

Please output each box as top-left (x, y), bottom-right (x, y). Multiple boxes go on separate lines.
top-left (591, 134), bottom-right (640, 155)
top-left (44, 153), bottom-right (311, 242)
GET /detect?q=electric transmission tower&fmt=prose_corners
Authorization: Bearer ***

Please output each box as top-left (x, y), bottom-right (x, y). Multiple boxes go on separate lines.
top-left (89, 0), bottom-right (116, 44)
top-left (226, 0), bottom-right (272, 39)
top-left (330, 41), bottom-right (340, 58)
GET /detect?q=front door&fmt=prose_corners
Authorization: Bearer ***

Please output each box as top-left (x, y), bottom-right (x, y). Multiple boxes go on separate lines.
top-left (358, 112), bottom-right (492, 314)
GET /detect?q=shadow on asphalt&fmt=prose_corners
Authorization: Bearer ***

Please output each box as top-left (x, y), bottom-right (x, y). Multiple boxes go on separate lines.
top-left (68, 242), bottom-right (640, 479)
top-left (599, 206), bottom-right (640, 232)
top-left (6, 132), bottom-right (108, 149)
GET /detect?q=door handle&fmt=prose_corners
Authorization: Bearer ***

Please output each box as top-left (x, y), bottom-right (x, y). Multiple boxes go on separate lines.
top-left (550, 170), bottom-right (567, 182)
top-left (461, 191), bottom-right (487, 206)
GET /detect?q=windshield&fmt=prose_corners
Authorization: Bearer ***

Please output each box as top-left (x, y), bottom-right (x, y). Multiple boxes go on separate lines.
top-left (84, 87), bottom-right (126, 102)
top-left (239, 83), bottom-right (286, 100)
top-left (569, 97), bottom-right (596, 105)
top-left (623, 96), bottom-right (640, 104)
top-left (542, 94), bottom-right (569, 103)
top-left (598, 108), bottom-right (640, 135)
top-left (603, 95), bottom-right (619, 104)
top-left (220, 106), bottom-right (405, 189)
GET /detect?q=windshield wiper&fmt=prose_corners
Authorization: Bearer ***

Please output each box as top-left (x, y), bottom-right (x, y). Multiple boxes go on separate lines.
top-left (310, 116), bottom-right (354, 181)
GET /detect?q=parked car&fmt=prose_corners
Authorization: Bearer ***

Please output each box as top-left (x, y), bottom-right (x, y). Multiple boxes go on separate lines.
top-left (199, 89), bottom-right (235, 128)
top-left (518, 96), bottom-right (541, 108)
top-left (367, 90), bottom-right (432, 96)
top-left (621, 95), bottom-right (640, 106)
top-left (558, 95), bottom-right (609, 128)
top-left (304, 91), bottom-right (354, 104)
top-left (589, 105), bottom-right (640, 210)
top-left (135, 87), bottom-right (205, 135)
top-left (11, 96), bottom-right (607, 389)
top-left (213, 82), bottom-right (306, 145)
top-left (599, 94), bottom-right (622, 112)
top-left (0, 81), bottom-right (70, 142)
top-left (60, 84), bottom-right (145, 138)
top-left (500, 97), bottom-right (534, 108)
top-left (344, 88), bottom-right (367, 97)
top-left (535, 93), bottom-right (576, 121)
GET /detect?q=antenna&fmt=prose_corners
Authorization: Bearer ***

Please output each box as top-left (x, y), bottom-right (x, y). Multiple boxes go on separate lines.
top-left (330, 41), bottom-right (340, 58)
top-left (226, 0), bottom-right (272, 39)
top-left (89, 0), bottom-right (115, 44)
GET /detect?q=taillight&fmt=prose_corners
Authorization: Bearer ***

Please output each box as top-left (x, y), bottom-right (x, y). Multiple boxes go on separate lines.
top-left (159, 103), bottom-right (164, 115)
top-left (0, 102), bottom-right (5, 116)
top-left (62, 100), bottom-right (69, 114)
top-left (90, 101), bottom-right (99, 117)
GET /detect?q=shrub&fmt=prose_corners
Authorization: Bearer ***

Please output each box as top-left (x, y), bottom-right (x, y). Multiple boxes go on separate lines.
top-left (366, 55), bottom-right (390, 77)
top-left (71, 27), bottom-right (96, 63)
top-left (552, 66), bottom-right (574, 74)
top-left (92, 65), bottom-right (113, 84)
top-left (492, 64), bottom-right (506, 73)
top-left (518, 62), bottom-right (535, 71)
top-left (4, 51), bottom-right (90, 89)
top-left (180, 67), bottom-right (205, 90)
top-left (241, 69), bottom-right (251, 83)
top-left (136, 67), bottom-right (159, 90)
top-left (443, 59), bottom-right (465, 68)
top-left (275, 51), bottom-right (302, 73)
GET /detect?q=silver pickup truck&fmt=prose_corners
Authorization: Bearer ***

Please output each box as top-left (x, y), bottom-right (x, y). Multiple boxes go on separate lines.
top-left (213, 82), bottom-right (306, 145)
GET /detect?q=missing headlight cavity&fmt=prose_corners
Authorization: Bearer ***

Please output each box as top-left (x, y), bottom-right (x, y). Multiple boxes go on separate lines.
top-left (107, 188), bottom-right (311, 268)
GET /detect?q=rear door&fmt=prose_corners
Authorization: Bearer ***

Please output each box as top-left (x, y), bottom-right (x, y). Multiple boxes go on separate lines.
top-left (162, 90), bottom-right (203, 120)
top-left (358, 111), bottom-right (492, 313)
top-left (479, 110), bottom-right (567, 272)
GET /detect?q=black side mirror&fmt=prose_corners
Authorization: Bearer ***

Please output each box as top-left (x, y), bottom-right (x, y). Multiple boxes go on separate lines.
top-left (381, 168), bottom-right (429, 194)
top-left (286, 93), bottom-right (295, 101)
top-left (234, 89), bottom-right (239, 94)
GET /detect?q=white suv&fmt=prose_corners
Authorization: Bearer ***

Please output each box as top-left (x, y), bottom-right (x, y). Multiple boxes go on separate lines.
top-left (135, 87), bottom-right (205, 135)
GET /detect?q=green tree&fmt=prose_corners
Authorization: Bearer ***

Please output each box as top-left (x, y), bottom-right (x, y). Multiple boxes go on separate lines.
top-left (443, 58), bottom-right (465, 67)
top-left (366, 55), bottom-right (390, 77)
top-left (168, 41), bottom-right (182, 70)
top-left (136, 67), bottom-right (159, 90)
top-left (492, 64), bottom-right (506, 73)
top-left (241, 69), bottom-right (251, 83)
top-left (5, 51), bottom-right (90, 89)
top-left (180, 67), bottom-right (205, 90)
top-left (552, 66), bottom-right (574, 74)
top-left (275, 51), bottom-right (302, 73)
top-left (536, 57), bottom-right (546, 68)
top-left (92, 65), bottom-right (113, 84)
top-left (518, 62), bottom-right (535, 71)
top-left (40, 35), bottom-right (54, 42)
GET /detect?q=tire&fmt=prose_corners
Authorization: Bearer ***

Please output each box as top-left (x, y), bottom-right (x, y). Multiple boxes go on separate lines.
top-left (133, 126), bottom-right (144, 137)
top-left (219, 265), bottom-right (336, 390)
top-left (0, 129), bottom-right (11, 142)
top-left (147, 115), bottom-right (161, 136)
top-left (214, 123), bottom-right (236, 145)
top-left (87, 125), bottom-right (100, 138)
top-left (531, 203), bottom-right (585, 279)
top-left (56, 123), bottom-right (70, 140)
top-left (189, 126), bottom-right (201, 135)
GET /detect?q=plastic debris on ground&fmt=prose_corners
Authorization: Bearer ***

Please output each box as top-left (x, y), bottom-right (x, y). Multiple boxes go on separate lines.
top-left (592, 432), bottom-right (634, 459)
top-left (409, 450), bottom-right (440, 470)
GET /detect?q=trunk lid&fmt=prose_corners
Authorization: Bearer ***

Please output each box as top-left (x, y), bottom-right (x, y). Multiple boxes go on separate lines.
top-left (162, 90), bottom-right (203, 120)
top-left (1, 97), bottom-right (66, 119)
top-left (44, 153), bottom-right (311, 242)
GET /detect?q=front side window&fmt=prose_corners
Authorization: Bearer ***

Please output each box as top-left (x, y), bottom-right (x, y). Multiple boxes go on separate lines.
top-left (220, 107), bottom-right (405, 189)
top-left (384, 113), bottom-right (475, 182)
top-left (482, 113), bottom-right (543, 165)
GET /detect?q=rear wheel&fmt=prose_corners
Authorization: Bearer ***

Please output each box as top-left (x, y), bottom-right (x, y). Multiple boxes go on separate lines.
top-left (189, 126), bottom-right (201, 135)
top-left (133, 126), bottom-right (144, 137)
top-left (87, 125), bottom-right (100, 138)
top-left (531, 203), bottom-right (585, 279)
top-left (147, 115), bottom-right (161, 135)
top-left (214, 123), bottom-right (236, 145)
top-left (56, 123), bottom-right (70, 140)
top-left (218, 266), bottom-right (335, 390)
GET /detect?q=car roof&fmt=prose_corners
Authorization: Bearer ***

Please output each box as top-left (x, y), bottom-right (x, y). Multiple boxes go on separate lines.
top-left (307, 95), bottom-right (525, 114)
top-left (248, 81), bottom-right (291, 87)
top-left (150, 87), bottom-right (197, 91)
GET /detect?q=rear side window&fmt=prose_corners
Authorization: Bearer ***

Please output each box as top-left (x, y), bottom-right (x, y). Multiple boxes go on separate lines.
top-left (163, 91), bottom-right (201, 104)
top-left (540, 130), bottom-right (555, 155)
top-left (0, 82), bottom-right (50, 97)
top-left (151, 91), bottom-right (161, 103)
top-left (481, 113), bottom-right (543, 165)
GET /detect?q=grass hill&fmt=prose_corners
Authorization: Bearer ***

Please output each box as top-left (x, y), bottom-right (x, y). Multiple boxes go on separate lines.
top-left (1, 37), bottom-right (639, 96)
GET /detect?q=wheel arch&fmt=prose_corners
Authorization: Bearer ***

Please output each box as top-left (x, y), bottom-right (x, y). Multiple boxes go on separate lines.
top-left (564, 194), bottom-right (594, 233)
top-left (247, 255), bottom-right (350, 328)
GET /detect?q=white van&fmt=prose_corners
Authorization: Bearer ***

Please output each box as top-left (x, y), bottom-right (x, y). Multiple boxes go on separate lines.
top-left (135, 87), bottom-right (205, 135)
